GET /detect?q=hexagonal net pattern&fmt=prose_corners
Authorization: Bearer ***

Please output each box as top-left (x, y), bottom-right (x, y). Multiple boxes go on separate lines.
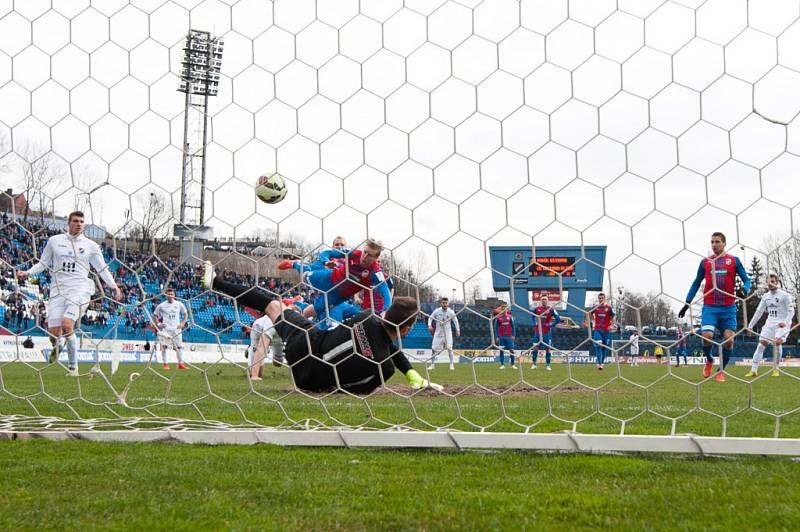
top-left (1, 0), bottom-right (800, 450)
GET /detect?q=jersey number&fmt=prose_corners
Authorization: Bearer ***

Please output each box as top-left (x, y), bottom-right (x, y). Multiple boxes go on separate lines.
top-left (61, 260), bottom-right (76, 273)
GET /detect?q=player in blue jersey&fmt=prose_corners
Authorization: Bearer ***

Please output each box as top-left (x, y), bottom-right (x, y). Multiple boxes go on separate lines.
top-left (678, 232), bottom-right (751, 382)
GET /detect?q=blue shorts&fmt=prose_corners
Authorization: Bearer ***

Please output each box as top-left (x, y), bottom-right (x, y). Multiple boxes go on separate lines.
top-left (592, 330), bottom-right (611, 346)
top-left (701, 305), bottom-right (737, 334)
top-left (532, 333), bottom-right (553, 348)
top-left (498, 336), bottom-right (515, 350)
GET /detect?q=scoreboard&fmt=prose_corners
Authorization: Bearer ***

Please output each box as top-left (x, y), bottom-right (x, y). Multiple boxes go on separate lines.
top-left (489, 246), bottom-right (607, 322)
top-left (529, 256), bottom-right (576, 277)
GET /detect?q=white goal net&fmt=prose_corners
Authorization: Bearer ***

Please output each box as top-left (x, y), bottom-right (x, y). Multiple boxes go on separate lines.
top-left (1, 0), bottom-right (800, 454)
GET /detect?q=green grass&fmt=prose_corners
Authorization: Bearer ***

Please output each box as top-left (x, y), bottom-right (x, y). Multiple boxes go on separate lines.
top-left (2, 361), bottom-right (800, 437)
top-left (1, 440), bottom-right (799, 530)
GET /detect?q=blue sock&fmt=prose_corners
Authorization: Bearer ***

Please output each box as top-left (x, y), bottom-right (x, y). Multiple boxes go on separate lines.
top-left (545, 351), bottom-right (551, 365)
top-left (509, 353), bottom-right (515, 365)
top-left (722, 348), bottom-right (732, 368)
top-left (532, 350), bottom-right (538, 365)
top-left (703, 344), bottom-right (713, 363)
top-left (499, 352), bottom-right (504, 365)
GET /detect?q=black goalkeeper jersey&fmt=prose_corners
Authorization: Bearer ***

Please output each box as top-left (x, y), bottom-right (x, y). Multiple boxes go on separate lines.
top-left (277, 309), bottom-right (412, 393)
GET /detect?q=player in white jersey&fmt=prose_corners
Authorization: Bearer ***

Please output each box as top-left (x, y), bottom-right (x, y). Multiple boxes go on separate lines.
top-left (247, 314), bottom-right (282, 381)
top-left (629, 332), bottom-right (639, 367)
top-left (427, 297), bottom-right (460, 370)
top-left (746, 273), bottom-right (796, 377)
top-left (152, 288), bottom-right (189, 370)
top-left (17, 211), bottom-right (121, 376)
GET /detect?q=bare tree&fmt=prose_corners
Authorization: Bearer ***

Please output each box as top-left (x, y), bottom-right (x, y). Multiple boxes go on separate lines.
top-left (762, 231), bottom-right (800, 294)
top-left (618, 291), bottom-right (677, 328)
top-left (127, 190), bottom-right (173, 253)
top-left (16, 143), bottom-right (65, 224)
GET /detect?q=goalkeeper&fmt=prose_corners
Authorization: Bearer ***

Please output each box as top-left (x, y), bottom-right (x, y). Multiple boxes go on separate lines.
top-left (204, 262), bottom-right (441, 394)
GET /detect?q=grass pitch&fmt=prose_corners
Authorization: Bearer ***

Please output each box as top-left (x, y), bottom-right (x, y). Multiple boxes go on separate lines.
top-left (0, 440), bottom-right (799, 530)
top-left (1, 361), bottom-right (800, 437)
top-left (2, 362), bottom-right (800, 529)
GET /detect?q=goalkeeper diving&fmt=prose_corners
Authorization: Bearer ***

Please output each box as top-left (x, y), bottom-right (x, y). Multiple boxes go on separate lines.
top-left (203, 262), bottom-right (442, 394)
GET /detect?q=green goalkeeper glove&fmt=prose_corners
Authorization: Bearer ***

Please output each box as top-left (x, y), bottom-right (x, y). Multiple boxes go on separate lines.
top-left (406, 369), bottom-right (443, 392)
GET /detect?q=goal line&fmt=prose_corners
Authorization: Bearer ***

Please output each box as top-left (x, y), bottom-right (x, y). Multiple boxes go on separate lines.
top-left (4, 429), bottom-right (800, 456)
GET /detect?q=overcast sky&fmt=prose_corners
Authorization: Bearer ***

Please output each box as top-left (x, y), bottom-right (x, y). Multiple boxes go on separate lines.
top-left (1, 0), bottom-right (799, 308)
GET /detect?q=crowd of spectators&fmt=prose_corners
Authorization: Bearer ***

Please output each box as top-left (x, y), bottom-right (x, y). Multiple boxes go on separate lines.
top-left (1, 215), bottom-right (317, 340)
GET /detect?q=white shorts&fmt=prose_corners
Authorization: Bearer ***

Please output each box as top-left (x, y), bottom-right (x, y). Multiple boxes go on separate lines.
top-left (47, 292), bottom-right (92, 327)
top-left (431, 336), bottom-right (453, 352)
top-left (760, 323), bottom-right (790, 343)
top-left (630, 349), bottom-right (639, 356)
top-left (157, 328), bottom-right (184, 349)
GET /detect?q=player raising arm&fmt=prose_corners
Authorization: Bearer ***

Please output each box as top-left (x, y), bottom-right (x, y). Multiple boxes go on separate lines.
top-left (745, 273), bottom-right (795, 378)
top-left (17, 211), bottom-right (122, 376)
top-left (678, 232), bottom-right (751, 382)
top-left (278, 238), bottom-right (392, 321)
top-left (203, 263), bottom-right (442, 393)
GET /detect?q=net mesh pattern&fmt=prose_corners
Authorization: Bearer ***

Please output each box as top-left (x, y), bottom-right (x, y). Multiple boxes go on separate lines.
top-left (0, 0), bottom-right (799, 439)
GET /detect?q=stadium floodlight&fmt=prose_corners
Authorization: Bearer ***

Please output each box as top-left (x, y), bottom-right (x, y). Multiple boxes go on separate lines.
top-left (175, 29), bottom-right (223, 259)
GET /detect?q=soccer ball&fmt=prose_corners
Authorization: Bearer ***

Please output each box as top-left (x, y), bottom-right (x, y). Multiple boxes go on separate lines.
top-left (255, 172), bottom-right (287, 204)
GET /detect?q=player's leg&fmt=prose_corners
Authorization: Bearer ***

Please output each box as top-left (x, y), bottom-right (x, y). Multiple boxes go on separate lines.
top-left (60, 294), bottom-right (91, 375)
top-left (773, 326), bottom-right (789, 376)
top-left (773, 340), bottom-right (784, 377)
top-left (205, 263), bottom-right (278, 312)
top-left (715, 328), bottom-right (735, 382)
top-left (430, 336), bottom-right (443, 370)
top-left (700, 324), bottom-right (715, 379)
top-left (602, 332), bottom-right (611, 368)
top-left (498, 343), bottom-right (505, 369)
top-left (157, 331), bottom-right (170, 368)
top-left (592, 330), bottom-right (602, 369)
top-left (44, 295), bottom-right (66, 363)
top-left (531, 335), bottom-right (540, 369)
top-left (174, 332), bottom-right (187, 369)
top-left (510, 346), bottom-right (516, 369)
top-left (545, 335), bottom-right (552, 369)
top-left (447, 343), bottom-right (455, 370)
top-left (250, 335), bottom-right (269, 380)
top-left (60, 317), bottom-right (79, 375)
top-left (748, 336), bottom-right (769, 377)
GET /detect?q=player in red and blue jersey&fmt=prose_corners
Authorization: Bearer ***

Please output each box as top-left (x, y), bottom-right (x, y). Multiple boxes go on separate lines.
top-left (493, 304), bottom-right (516, 369)
top-left (279, 238), bottom-right (392, 322)
top-left (361, 258), bottom-right (393, 314)
top-left (590, 292), bottom-right (615, 370)
top-left (679, 232), bottom-right (751, 382)
top-left (531, 294), bottom-right (559, 370)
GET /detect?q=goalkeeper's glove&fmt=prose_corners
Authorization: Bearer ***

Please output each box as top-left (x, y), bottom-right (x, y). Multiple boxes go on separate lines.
top-left (406, 369), bottom-right (443, 392)
top-left (678, 304), bottom-right (689, 319)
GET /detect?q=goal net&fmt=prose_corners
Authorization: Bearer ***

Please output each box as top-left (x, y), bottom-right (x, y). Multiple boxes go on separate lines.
top-left (1, 0), bottom-right (800, 454)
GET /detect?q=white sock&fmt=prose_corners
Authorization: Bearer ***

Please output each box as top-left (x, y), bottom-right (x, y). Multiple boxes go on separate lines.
top-left (448, 349), bottom-right (454, 366)
top-left (175, 348), bottom-right (184, 363)
top-left (161, 350), bottom-right (168, 364)
top-left (776, 344), bottom-right (783, 367)
top-left (751, 343), bottom-right (766, 371)
top-left (65, 334), bottom-right (78, 369)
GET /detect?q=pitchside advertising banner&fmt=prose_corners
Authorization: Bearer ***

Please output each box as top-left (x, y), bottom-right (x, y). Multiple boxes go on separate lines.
top-left (5, 338), bottom-right (795, 366)
top-left (0, 336), bottom-right (249, 365)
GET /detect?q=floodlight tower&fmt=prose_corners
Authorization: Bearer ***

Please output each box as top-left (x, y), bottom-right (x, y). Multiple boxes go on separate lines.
top-left (175, 29), bottom-right (223, 260)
